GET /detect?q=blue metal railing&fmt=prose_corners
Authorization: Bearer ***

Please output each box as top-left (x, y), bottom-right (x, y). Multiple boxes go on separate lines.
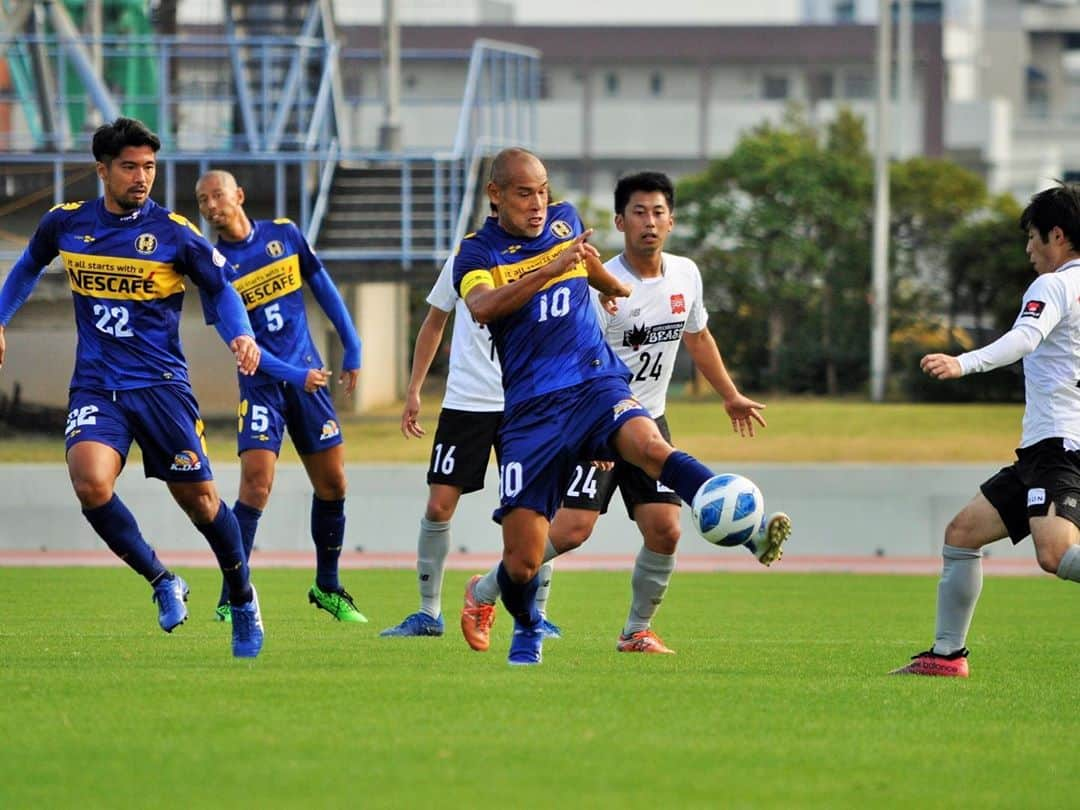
top-left (0, 34), bottom-right (541, 267)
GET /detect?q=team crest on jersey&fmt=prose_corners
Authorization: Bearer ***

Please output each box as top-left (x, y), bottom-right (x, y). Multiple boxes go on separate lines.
top-left (320, 419), bottom-right (341, 440)
top-left (612, 398), bottom-right (643, 420)
top-left (266, 240), bottom-right (285, 258)
top-left (211, 248), bottom-right (227, 267)
top-left (134, 233), bottom-right (158, 255)
top-left (549, 220), bottom-right (572, 238)
top-left (670, 294), bottom-right (686, 314)
top-left (1021, 300), bottom-right (1045, 319)
top-left (169, 450), bottom-right (202, 472)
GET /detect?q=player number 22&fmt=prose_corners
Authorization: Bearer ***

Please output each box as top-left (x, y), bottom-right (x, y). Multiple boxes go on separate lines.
top-left (92, 303), bottom-right (134, 337)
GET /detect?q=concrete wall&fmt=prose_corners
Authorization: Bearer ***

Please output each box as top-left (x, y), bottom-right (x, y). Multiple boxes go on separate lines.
top-left (0, 462), bottom-right (1037, 561)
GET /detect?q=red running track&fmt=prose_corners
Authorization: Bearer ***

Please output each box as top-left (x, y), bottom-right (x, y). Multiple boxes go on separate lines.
top-left (0, 549), bottom-right (1043, 576)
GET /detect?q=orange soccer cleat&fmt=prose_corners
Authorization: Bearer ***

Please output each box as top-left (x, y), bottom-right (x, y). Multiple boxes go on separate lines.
top-left (890, 647), bottom-right (970, 677)
top-left (616, 629), bottom-right (675, 654)
top-left (460, 574), bottom-right (497, 652)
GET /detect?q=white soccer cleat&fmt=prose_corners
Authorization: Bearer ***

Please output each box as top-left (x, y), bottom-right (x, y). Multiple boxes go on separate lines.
top-left (750, 512), bottom-right (792, 567)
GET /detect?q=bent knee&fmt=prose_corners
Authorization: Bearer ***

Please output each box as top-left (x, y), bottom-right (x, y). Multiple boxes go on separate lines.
top-left (71, 478), bottom-right (114, 509)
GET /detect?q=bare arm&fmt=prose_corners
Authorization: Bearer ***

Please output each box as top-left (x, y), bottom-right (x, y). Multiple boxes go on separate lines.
top-left (401, 306), bottom-right (451, 438)
top-left (464, 233), bottom-right (589, 324)
top-left (683, 328), bottom-right (766, 436)
top-left (583, 246), bottom-right (632, 298)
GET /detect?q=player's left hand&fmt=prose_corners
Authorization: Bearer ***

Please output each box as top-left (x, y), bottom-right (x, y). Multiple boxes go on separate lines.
top-left (304, 368), bottom-right (331, 393)
top-left (339, 368), bottom-right (360, 395)
top-left (231, 335), bottom-right (260, 375)
top-left (590, 459), bottom-right (615, 471)
top-left (0, 324), bottom-right (6, 368)
top-left (725, 393), bottom-right (767, 437)
top-left (599, 294), bottom-right (619, 314)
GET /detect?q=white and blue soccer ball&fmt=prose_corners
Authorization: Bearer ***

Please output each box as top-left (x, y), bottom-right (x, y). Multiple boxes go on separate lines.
top-left (691, 473), bottom-right (765, 547)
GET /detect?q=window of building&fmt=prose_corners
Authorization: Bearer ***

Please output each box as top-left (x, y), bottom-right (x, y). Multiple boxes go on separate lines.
top-left (808, 71), bottom-right (835, 102)
top-left (538, 70), bottom-right (550, 100)
top-left (605, 72), bottom-right (619, 96)
top-left (833, 1), bottom-right (855, 23)
top-left (404, 74), bottom-right (418, 91)
top-left (649, 71), bottom-right (663, 96)
top-left (763, 74), bottom-right (789, 101)
top-left (842, 69), bottom-right (873, 100)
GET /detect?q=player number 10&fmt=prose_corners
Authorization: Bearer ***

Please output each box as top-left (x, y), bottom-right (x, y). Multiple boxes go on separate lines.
top-left (537, 287), bottom-right (571, 322)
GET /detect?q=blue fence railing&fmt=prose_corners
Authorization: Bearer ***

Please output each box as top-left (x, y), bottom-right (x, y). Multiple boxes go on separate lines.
top-left (0, 34), bottom-right (541, 267)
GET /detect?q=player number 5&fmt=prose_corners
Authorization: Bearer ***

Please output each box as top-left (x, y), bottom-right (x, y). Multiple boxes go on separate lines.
top-left (265, 302), bottom-right (284, 332)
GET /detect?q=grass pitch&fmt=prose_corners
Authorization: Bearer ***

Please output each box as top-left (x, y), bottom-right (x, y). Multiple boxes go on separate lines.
top-left (2, 567), bottom-right (1076, 808)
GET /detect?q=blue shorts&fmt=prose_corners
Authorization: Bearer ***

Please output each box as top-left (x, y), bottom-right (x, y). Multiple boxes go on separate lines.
top-left (236, 380), bottom-right (343, 456)
top-left (65, 385), bottom-right (214, 482)
top-left (494, 376), bottom-right (650, 523)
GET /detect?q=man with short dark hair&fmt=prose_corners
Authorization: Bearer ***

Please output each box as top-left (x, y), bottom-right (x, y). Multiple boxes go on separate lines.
top-left (0, 117), bottom-right (265, 658)
top-left (894, 182), bottom-right (1080, 677)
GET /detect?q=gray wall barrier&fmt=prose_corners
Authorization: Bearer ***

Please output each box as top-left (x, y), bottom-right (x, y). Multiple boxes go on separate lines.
top-left (0, 462), bottom-right (1032, 560)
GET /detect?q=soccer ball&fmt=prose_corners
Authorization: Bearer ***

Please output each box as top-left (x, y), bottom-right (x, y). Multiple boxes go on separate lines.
top-left (691, 473), bottom-right (765, 547)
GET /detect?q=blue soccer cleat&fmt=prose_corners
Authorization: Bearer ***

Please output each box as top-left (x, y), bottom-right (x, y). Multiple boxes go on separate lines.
top-left (539, 617), bottom-right (562, 639)
top-left (152, 574), bottom-right (189, 632)
top-left (231, 586), bottom-right (264, 658)
top-left (508, 620), bottom-right (543, 666)
top-left (379, 611), bottom-right (445, 637)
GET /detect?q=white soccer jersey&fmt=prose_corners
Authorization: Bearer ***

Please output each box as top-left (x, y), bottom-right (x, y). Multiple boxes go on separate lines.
top-left (1013, 259), bottom-right (1080, 447)
top-left (426, 256), bottom-right (504, 412)
top-left (594, 252), bottom-right (708, 417)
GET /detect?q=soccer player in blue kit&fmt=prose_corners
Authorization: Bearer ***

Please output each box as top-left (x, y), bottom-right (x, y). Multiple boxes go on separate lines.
top-left (195, 169), bottom-right (367, 623)
top-left (0, 118), bottom-right (264, 657)
top-left (454, 148), bottom-right (790, 665)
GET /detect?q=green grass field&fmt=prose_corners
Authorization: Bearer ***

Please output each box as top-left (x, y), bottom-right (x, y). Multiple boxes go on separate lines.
top-left (2, 567), bottom-right (1076, 808)
top-left (0, 396), bottom-right (1026, 463)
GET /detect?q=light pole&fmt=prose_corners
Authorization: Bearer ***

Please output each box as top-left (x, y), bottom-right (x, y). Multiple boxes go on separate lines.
top-left (870, 0), bottom-right (892, 402)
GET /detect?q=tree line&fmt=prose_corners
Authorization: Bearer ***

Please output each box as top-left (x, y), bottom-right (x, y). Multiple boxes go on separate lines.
top-left (675, 107), bottom-right (1030, 401)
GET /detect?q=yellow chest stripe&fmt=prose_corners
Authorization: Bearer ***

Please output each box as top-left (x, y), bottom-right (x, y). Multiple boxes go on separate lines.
top-left (60, 250), bottom-right (184, 300)
top-left (459, 239), bottom-right (586, 298)
top-left (231, 256), bottom-right (302, 310)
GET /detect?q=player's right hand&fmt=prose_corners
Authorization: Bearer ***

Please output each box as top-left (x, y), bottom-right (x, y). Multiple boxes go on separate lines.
top-left (401, 391), bottom-right (425, 438)
top-left (0, 324), bottom-right (6, 368)
top-left (921, 353), bottom-right (962, 380)
top-left (304, 368), bottom-right (331, 393)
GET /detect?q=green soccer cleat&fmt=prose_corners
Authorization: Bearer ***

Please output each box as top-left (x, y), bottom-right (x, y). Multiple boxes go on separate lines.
top-left (214, 603), bottom-right (232, 624)
top-left (308, 584), bottom-right (368, 623)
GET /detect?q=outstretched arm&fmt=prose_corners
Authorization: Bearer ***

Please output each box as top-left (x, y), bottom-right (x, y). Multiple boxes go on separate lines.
top-left (683, 328), bottom-right (766, 437)
top-left (401, 306), bottom-right (451, 438)
top-left (0, 250), bottom-right (50, 367)
top-left (922, 324), bottom-right (1042, 380)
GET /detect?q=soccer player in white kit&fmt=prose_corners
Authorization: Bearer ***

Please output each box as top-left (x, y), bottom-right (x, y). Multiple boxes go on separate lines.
top-left (893, 182), bottom-right (1080, 677)
top-left (461, 171), bottom-right (791, 654)
top-left (380, 253), bottom-right (560, 637)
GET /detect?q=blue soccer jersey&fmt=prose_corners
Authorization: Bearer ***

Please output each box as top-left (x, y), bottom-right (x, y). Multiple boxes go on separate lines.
top-left (210, 219), bottom-right (327, 387)
top-left (21, 198), bottom-right (235, 390)
top-left (452, 201), bottom-right (628, 408)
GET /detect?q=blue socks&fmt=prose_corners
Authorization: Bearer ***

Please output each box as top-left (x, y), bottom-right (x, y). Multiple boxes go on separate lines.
top-left (195, 501), bottom-right (252, 606)
top-left (659, 450), bottom-right (713, 505)
top-left (219, 500), bottom-right (262, 605)
top-left (82, 494), bottom-right (167, 583)
top-left (496, 561), bottom-right (541, 629)
top-left (312, 496), bottom-right (345, 593)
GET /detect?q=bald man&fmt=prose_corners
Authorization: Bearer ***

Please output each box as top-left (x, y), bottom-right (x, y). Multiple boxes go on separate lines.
top-left (453, 148), bottom-right (790, 665)
top-left (195, 170), bottom-right (367, 624)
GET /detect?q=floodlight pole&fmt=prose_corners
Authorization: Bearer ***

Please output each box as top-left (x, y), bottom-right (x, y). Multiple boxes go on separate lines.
top-left (870, 0), bottom-right (892, 402)
top-left (378, 0), bottom-right (403, 153)
top-left (897, 0), bottom-right (913, 158)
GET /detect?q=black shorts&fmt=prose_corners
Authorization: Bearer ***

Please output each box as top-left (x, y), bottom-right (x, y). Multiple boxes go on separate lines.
top-left (980, 437), bottom-right (1080, 543)
top-left (426, 408), bottom-right (502, 494)
top-left (561, 414), bottom-right (682, 519)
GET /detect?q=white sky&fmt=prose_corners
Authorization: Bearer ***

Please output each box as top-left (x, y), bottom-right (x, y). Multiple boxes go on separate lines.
top-left (178, 0), bottom-right (806, 26)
